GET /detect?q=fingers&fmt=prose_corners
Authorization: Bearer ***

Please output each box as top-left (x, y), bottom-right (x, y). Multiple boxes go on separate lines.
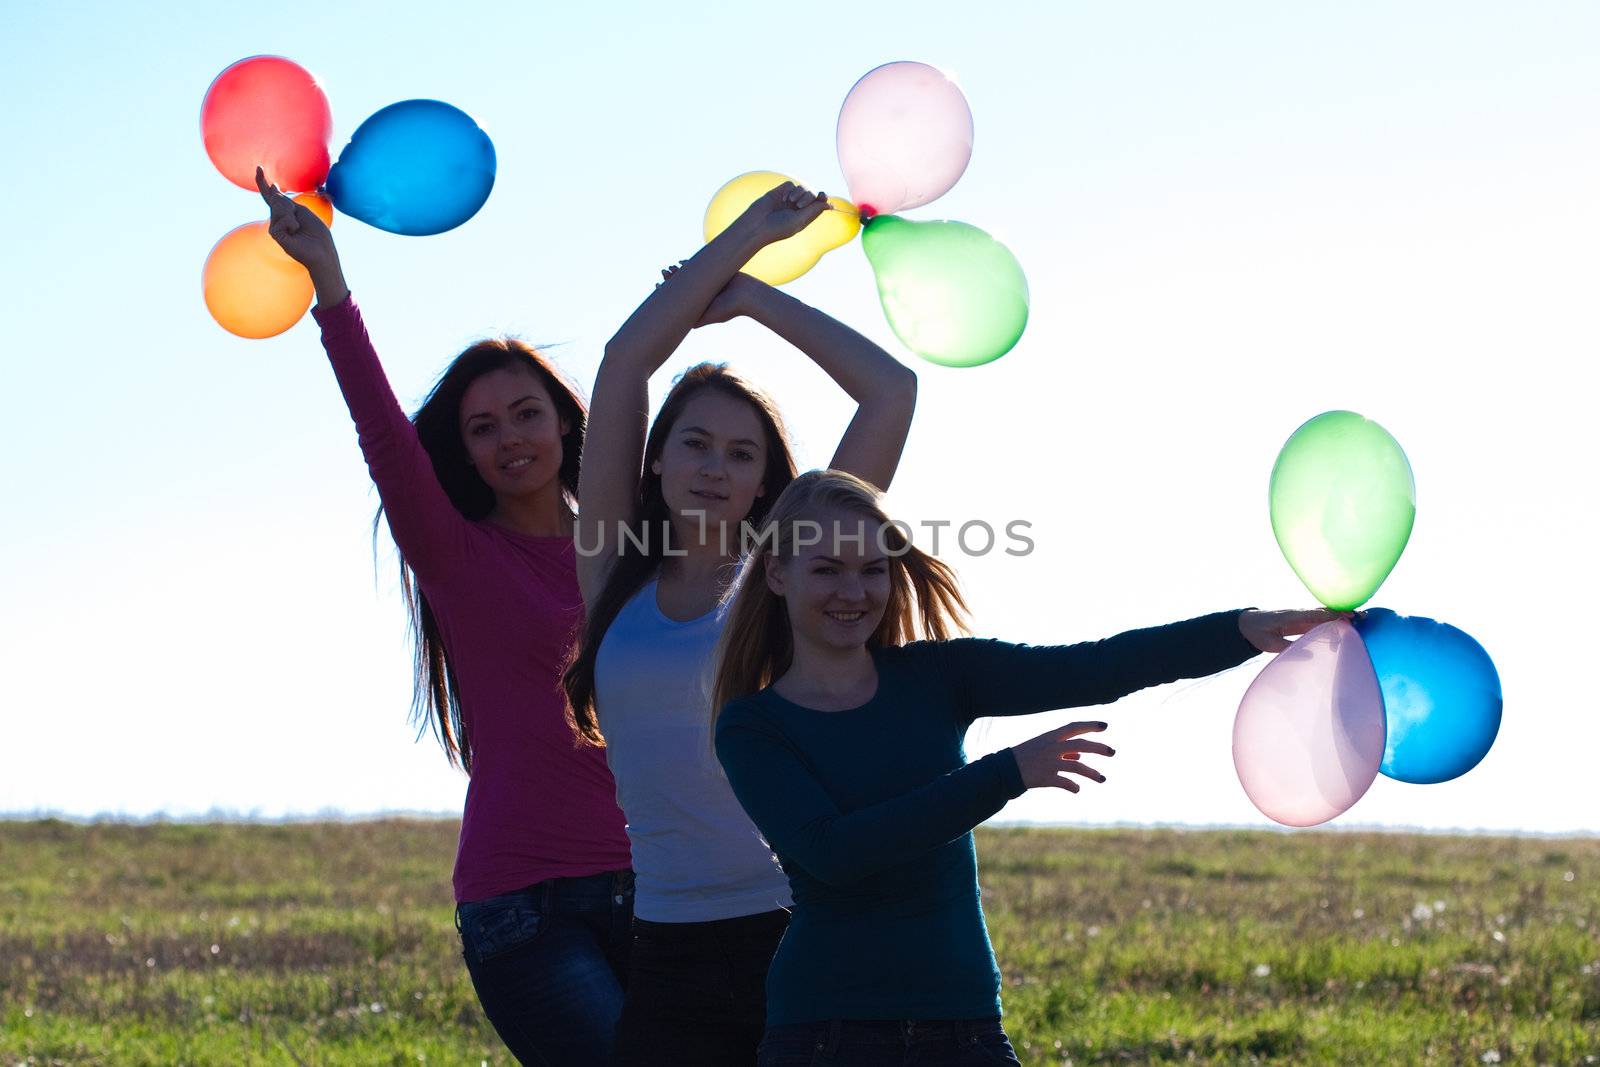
top-left (1263, 608), bottom-right (1339, 650)
top-left (789, 188), bottom-right (825, 211)
top-left (1287, 608), bottom-right (1340, 632)
top-left (785, 186), bottom-right (821, 209)
top-left (255, 165), bottom-right (295, 220)
top-left (1058, 739), bottom-right (1115, 758)
top-left (1057, 720), bottom-right (1109, 740)
top-left (255, 165), bottom-right (282, 202)
top-left (763, 180), bottom-right (799, 207)
top-left (795, 197), bottom-right (828, 226)
top-left (268, 213), bottom-right (301, 242)
top-left (1058, 759), bottom-right (1107, 783)
top-left (1241, 608), bottom-right (1349, 654)
top-left (1049, 758), bottom-right (1108, 793)
top-left (769, 181), bottom-right (827, 212)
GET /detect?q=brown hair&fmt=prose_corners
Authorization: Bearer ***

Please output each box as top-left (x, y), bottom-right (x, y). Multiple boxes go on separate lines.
top-left (709, 469), bottom-right (972, 735)
top-left (388, 338), bottom-right (586, 773)
top-left (562, 362), bottom-right (798, 746)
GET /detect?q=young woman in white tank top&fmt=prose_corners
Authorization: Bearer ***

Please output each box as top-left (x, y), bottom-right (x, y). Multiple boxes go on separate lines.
top-left (563, 182), bottom-right (917, 1065)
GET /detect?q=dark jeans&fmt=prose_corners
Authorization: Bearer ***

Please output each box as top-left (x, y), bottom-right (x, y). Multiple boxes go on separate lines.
top-left (613, 907), bottom-right (791, 1067)
top-left (456, 869), bottom-right (635, 1066)
top-left (757, 1017), bottom-right (1021, 1066)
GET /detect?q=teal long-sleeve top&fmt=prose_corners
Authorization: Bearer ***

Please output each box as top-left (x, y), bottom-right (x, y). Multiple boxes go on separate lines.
top-left (713, 610), bottom-right (1259, 1026)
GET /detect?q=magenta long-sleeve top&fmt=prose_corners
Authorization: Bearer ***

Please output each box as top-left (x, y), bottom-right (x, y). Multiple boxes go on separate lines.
top-left (314, 296), bottom-right (632, 903)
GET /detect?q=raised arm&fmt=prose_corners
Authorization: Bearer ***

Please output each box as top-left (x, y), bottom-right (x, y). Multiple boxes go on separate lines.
top-left (700, 278), bottom-right (917, 492)
top-left (575, 183), bottom-right (830, 604)
top-left (256, 169), bottom-right (471, 578)
top-left (715, 712), bottom-right (1026, 886)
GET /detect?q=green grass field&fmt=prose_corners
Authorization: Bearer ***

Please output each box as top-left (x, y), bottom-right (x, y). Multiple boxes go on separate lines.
top-left (2, 820), bottom-right (1596, 1065)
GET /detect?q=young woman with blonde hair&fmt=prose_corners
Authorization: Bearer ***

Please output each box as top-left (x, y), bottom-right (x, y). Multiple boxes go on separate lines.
top-left (711, 470), bottom-right (1335, 1066)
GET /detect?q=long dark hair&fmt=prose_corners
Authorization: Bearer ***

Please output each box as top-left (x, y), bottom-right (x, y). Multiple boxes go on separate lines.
top-left (563, 363), bottom-right (797, 746)
top-left (382, 338), bottom-right (587, 773)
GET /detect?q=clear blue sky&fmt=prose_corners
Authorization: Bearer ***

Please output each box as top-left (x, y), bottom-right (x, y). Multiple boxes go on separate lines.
top-left (3, 1), bottom-right (1596, 831)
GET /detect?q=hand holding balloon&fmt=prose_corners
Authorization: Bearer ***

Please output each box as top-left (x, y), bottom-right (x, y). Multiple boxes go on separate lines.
top-left (1009, 721), bottom-right (1114, 793)
top-left (1238, 608), bottom-right (1350, 654)
top-left (703, 172), bottom-right (860, 285)
top-left (255, 166), bottom-right (347, 306)
top-left (735, 182), bottom-right (832, 249)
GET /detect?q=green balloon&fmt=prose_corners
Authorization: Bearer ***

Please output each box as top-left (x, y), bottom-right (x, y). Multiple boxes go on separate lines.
top-left (1270, 411), bottom-right (1416, 610)
top-left (861, 215), bottom-right (1028, 368)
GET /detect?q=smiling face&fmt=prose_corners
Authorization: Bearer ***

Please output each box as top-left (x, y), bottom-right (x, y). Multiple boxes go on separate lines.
top-left (651, 389), bottom-right (769, 539)
top-left (766, 505), bottom-right (893, 654)
top-left (459, 368), bottom-right (571, 502)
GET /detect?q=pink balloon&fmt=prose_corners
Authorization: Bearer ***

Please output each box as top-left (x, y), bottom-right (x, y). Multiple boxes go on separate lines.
top-left (1232, 621), bottom-right (1386, 827)
top-left (836, 61), bottom-right (973, 219)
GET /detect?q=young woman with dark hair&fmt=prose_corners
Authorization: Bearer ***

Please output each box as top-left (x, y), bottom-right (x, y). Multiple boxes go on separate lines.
top-left (710, 470), bottom-right (1336, 1066)
top-left (564, 182), bottom-right (918, 1065)
top-left (257, 170), bottom-right (632, 1066)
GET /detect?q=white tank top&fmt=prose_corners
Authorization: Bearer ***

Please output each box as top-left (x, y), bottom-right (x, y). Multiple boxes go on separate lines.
top-left (594, 576), bottom-right (793, 922)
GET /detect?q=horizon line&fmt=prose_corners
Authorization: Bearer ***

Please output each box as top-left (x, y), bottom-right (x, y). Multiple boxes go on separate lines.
top-left (2, 809), bottom-right (1595, 839)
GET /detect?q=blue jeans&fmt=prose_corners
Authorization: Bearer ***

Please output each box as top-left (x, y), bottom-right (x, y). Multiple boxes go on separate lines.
top-left (456, 869), bottom-right (635, 1066)
top-left (756, 1017), bottom-right (1021, 1066)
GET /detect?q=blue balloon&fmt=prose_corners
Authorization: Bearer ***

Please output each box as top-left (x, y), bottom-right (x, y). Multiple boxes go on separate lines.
top-left (327, 100), bottom-right (495, 236)
top-left (1354, 608), bottom-right (1502, 784)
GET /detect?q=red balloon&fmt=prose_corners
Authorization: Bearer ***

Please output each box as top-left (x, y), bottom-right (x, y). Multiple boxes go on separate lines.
top-left (201, 56), bottom-right (332, 193)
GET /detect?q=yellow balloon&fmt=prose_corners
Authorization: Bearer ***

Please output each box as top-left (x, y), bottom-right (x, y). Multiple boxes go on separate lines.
top-left (703, 171), bottom-right (861, 285)
top-left (202, 221), bottom-right (314, 339)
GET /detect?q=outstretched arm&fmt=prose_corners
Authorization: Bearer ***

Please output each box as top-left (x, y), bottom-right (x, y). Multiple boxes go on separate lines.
top-left (575, 183), bottom-right (830, 604)
top-left (256, 169), bottom-right (470, 578)
top-left (941, 609), bottom-right (1338, 724)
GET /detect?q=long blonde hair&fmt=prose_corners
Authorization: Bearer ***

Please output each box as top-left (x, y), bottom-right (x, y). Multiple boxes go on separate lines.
top-left (710, 470), bottom-right (972, 735)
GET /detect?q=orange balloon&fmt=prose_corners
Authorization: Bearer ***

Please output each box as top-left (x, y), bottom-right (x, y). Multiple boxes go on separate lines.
top-left (294, 191), bottom-right (334, 227)
top-left (202, 221), bottom-right (313, 339)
